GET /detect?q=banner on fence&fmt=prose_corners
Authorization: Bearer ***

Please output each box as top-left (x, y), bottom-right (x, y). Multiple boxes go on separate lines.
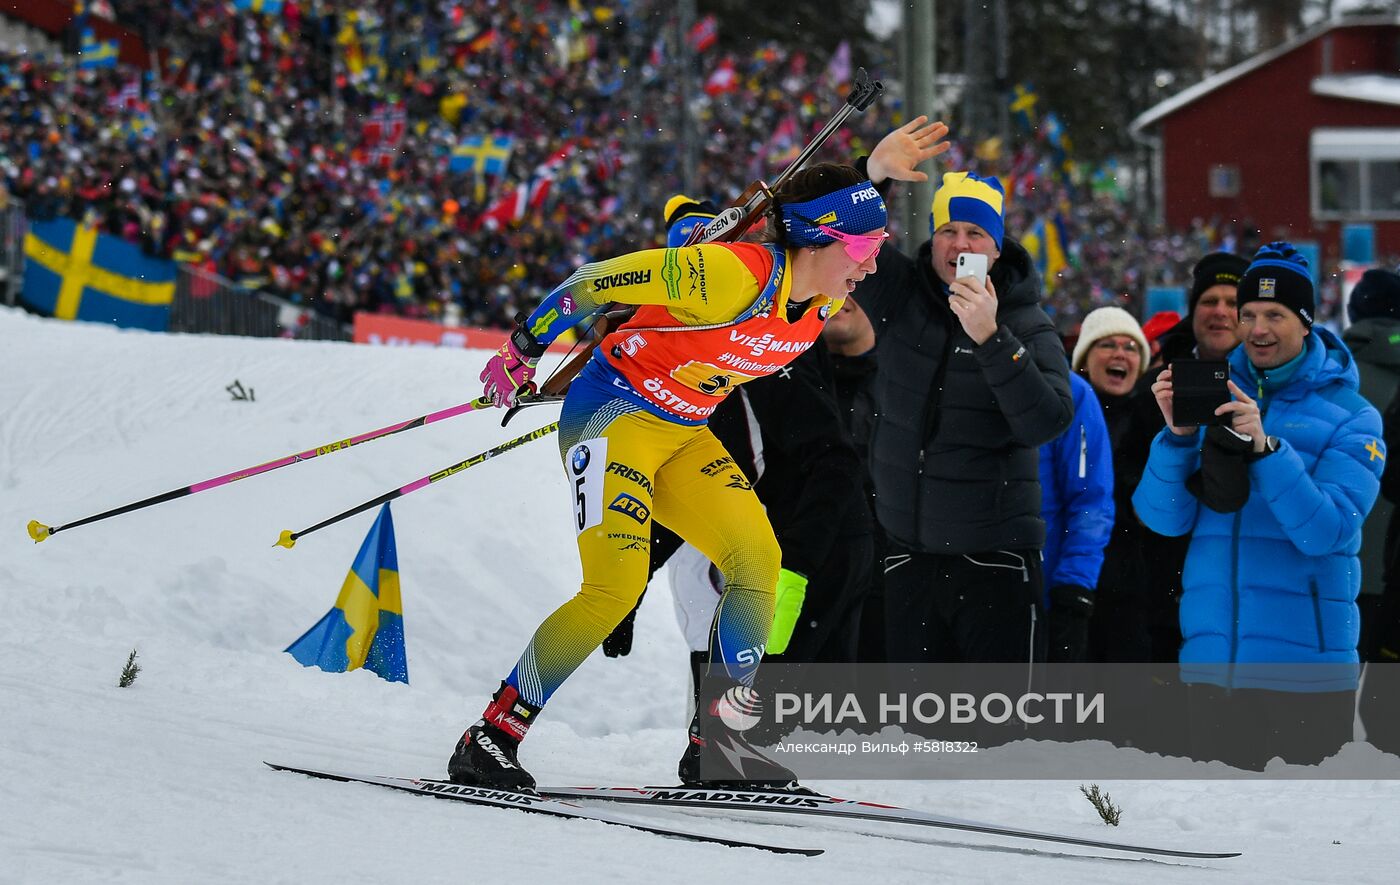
top-left (352, 312), bottom-right (573, 352)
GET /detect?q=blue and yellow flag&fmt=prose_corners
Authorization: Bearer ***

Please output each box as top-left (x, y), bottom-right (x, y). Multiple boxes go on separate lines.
top-left (1009, 82), bottom-right (1038, 134)
top-left (1021, 212), bottom-right (1069, 293)
top-left (233, 0), bottom-right (285, 14)
top-left (451, 134), bottom-right (513, 176)
top-left (78, 30), bottom-right (119, 69)
top-left (286, 504), bottom-right (408, 683)
top-left (22, 218), bottom-right (176, 331)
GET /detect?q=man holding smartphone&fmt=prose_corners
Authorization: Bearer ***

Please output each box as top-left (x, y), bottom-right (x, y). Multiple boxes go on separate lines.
top-left (1134, 241), bottom-right (1384, 768)
top-left (853, 121), bottom-right (1073, 666)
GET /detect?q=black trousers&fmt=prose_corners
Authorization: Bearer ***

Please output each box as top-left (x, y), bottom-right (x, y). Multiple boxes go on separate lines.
top-left (882, 546), bottom-right (1047, 664)
top-left (774, 532), bottom-right (873, 665)
top-left (1186, 684), bottom-right (1355, 769)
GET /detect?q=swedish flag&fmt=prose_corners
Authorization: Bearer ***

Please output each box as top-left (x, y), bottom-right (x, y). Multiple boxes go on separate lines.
top-left (285, 504), bottom-right (408, 684)
top-left (233, 0), bottom-right (285, 14)
top-left (1009, 82), bottom-right (1038, 134)
top-left (1021, 212), bottom-right (1070, 293)
top-left (78, 30), bottom-right (118, 69)
top-left (22, 218), bottom-right (176, 331)
top-left (451, 134), bottom-right (513, 176)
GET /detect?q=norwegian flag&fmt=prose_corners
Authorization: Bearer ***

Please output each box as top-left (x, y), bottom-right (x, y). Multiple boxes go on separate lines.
top-left (369, 144), bottom-right (398, 168)
top-left (687, 15), bottom-right (718, 53)
top-left (704, 56), bottom-right (738, 96)
top-left (362, 101), bottom-right (406, 147)
top-left (107, 78), bottom-right (141, 113)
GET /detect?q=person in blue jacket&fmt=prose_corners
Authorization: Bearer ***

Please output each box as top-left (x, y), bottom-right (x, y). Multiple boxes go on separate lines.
top-left (1038, 370), bottom-right (1114, 662)
top-left (1134, 242), bottom-right (1385, 768)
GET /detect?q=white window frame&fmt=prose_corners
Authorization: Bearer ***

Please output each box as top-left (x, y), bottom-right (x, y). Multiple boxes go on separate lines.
top-left (1310, 128), bottom-right (1400, 221)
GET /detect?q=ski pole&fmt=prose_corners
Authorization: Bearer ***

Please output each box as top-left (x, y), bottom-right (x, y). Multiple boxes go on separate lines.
top-left (275, 421), bottom-right (559, 549)
top-left (27, 394), bottom-right (553, 544)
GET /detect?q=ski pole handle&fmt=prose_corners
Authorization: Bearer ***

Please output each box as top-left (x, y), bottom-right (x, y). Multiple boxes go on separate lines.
top-left (275, 421), bottom-right (560, 549)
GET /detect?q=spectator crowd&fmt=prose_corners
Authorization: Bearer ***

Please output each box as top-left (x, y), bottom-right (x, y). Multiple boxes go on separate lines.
top-left (1, 0), bottom-right (897, 330)
top-left (5, 0), bottom-right (1357, 338)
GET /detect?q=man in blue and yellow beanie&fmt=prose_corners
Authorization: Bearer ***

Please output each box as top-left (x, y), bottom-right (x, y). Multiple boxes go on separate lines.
top-left (931, 171), bottom-right (1006, 247)
top-left (927, 171), bottom-right (1006, 293)
top-left (663, 194), bottom-right (718, 248)
top-left (850, 116), bottom-right (1073, 669)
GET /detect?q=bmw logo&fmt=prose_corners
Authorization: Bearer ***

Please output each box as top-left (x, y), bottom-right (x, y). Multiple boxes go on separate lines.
top-left (571, 445), bottom-right (591, 475)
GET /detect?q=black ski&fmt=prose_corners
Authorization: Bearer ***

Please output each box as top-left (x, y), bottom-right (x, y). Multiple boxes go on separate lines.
top-left (265, 763), bottom-right (821, 856)
top-left (536, 785), bottom-right (1241, 860)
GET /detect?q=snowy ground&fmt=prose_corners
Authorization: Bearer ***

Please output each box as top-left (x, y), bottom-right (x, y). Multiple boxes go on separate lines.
top-left (2, 305), bottom-right (1396, 884)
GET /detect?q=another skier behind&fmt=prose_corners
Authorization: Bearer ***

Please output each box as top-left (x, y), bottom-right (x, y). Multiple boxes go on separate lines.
top-left (448, 154), bottom-right (942, 792)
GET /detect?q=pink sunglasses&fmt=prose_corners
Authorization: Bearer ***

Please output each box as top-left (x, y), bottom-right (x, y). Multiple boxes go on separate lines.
top-left (816, 223), bottom-right (888, 263)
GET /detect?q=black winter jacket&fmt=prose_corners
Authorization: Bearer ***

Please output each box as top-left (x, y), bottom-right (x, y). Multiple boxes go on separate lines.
top-left (711, 341), bottom-right (873, 576)
top-left (853, 236), bottom-right (1073, 553)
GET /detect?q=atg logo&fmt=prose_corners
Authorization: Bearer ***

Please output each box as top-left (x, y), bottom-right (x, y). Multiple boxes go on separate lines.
top-left (571, 445), bottom-right (591, 475)
top-left (607, 492), bottom-right (651, 524)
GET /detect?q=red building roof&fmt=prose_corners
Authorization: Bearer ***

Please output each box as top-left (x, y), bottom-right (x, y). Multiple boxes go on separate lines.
top-left (1130, 17), bottom-right (1400, 262)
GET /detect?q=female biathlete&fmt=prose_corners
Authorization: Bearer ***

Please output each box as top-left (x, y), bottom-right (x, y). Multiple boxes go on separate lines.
top-left (450, 124), bottom-right (946, 791)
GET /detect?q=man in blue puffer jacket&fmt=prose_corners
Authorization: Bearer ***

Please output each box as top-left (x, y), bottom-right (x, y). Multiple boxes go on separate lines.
top-left (1134, 242), bottom-right (1384, 768)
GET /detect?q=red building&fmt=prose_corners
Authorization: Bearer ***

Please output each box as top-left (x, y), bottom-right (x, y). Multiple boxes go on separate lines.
top-left (1131, 17), bottom-right (1400, 263)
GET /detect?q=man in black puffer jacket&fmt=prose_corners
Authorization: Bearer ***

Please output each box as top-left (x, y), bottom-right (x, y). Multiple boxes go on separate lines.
top-left (851, 160), bottom-right (1073, 664)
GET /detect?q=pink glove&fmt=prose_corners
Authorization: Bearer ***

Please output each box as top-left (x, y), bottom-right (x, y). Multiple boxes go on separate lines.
top-left (480, 332), bottom-right (541, 408)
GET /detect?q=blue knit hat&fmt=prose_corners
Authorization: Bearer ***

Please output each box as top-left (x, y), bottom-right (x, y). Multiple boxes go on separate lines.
top-left (929, 171), bottom-right (1005, 248)
top-left (1237, 241), bottom-right (1314, 327)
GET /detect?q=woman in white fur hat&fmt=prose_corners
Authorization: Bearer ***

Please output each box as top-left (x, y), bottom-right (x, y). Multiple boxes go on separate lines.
top-left (1072, 306), bottom-right (1150, 399)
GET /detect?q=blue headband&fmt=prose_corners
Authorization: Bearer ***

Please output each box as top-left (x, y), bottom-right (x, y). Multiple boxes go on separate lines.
top-left (780, 181), bottom-right (887, 247)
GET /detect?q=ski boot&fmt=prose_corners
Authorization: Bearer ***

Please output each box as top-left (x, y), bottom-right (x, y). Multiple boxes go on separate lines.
top-left (448, 682), bottom-right (541, 792)
top-left (677, 679), bottom-right (810, 793)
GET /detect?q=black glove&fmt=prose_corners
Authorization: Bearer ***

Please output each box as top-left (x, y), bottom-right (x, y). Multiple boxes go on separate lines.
top-left (1047, 584), bottom-right (1094, 663)
top-left (1186, 425), bottom-right (1254, 513)
top-left (603, 602), bottom-right (641, 658)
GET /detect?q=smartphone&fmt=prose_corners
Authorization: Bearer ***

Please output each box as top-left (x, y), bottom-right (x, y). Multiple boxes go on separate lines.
top-left (1170, 359), bottom-right (1231, 427)
top-left (956, 252), bottom-right (988, 286)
